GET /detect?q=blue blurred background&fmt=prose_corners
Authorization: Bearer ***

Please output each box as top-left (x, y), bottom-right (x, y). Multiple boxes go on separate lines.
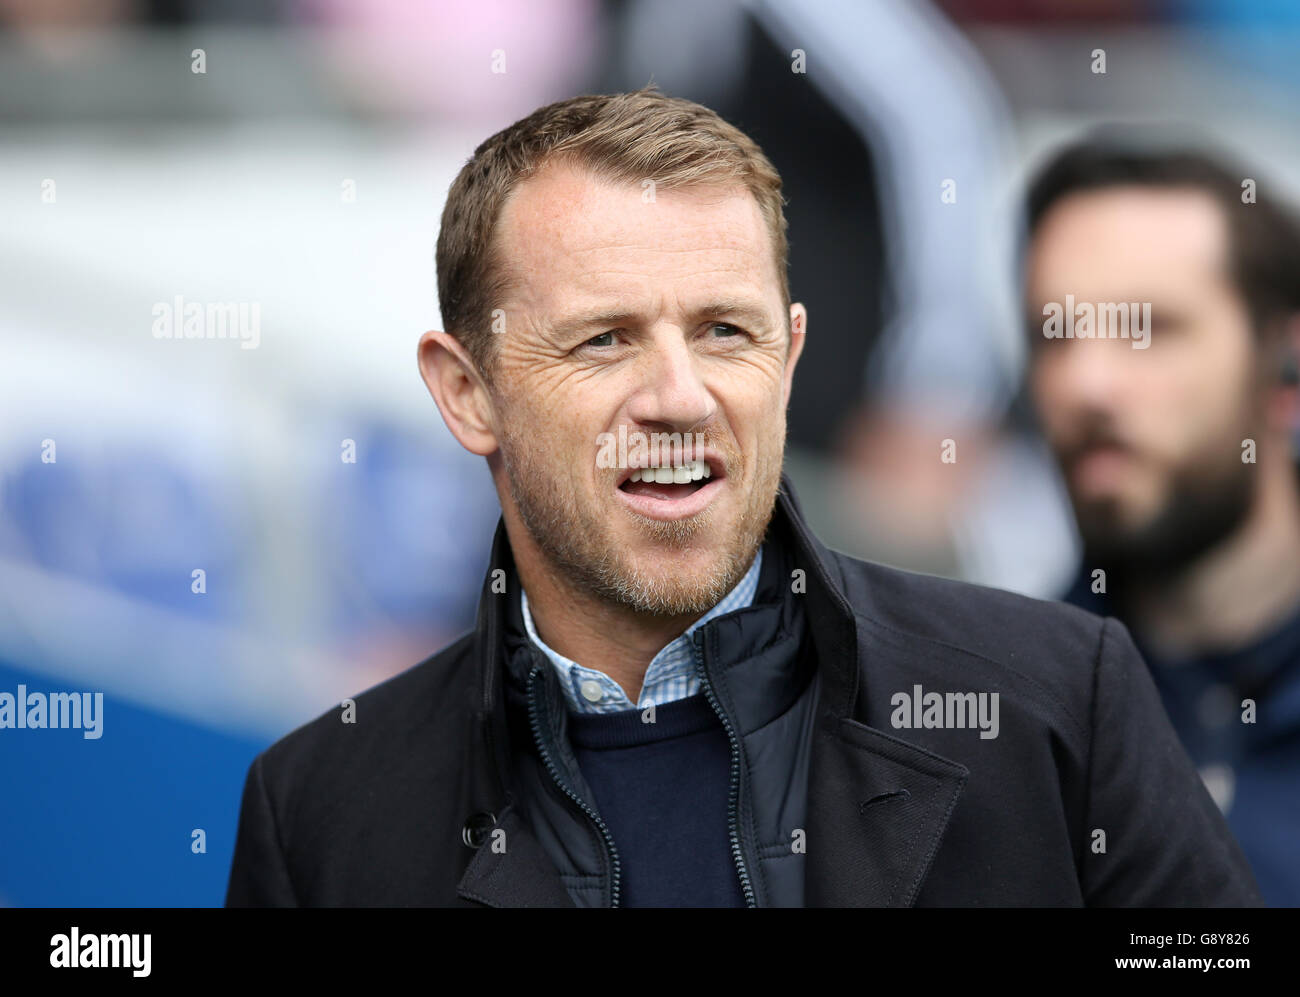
top-left (3, 0), bottom-right (1299, 906)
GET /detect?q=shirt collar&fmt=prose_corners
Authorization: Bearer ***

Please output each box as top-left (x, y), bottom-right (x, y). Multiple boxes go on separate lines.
top-left (519, 547), bottom-right (764, 707)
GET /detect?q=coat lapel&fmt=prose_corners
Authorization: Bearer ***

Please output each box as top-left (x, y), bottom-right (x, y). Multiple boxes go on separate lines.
top-left (776, 475), bottom-right (970, 906)
top-left (804, 714), bottom-right (968, 906)
top-left (455, 804), bottom-right (576, 908)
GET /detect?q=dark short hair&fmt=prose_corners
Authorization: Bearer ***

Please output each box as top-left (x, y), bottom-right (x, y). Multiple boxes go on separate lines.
top-left (1023, 130), bottom-right (1300, 343)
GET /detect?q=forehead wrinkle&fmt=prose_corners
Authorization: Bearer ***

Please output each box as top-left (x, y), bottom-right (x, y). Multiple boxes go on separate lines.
top-left (518, 255), bottom-right (766, 316)
top-left (557, 247), bottom-right (765, 284)
top-left (508, 190), bottom-right (768, 266)
top-left (545, 297), bottom-right (775, 342)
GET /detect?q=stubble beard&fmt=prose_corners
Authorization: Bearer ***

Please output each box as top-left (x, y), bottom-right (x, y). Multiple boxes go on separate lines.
top-left (499, 418), bottom-right (785, 616)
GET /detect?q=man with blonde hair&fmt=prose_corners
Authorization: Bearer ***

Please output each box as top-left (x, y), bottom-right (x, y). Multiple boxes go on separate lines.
top-left (227, 87), bottom-right (1260, 907)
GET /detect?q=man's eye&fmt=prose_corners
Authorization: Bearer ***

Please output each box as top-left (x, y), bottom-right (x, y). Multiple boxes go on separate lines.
top-left (710, 323), bottom-right (741, 338)
top-left (584, 331), bottom-right (615, 348)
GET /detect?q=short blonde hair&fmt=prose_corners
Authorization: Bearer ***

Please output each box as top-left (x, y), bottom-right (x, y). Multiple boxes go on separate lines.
top-left (435, 85), bottom-right (790, 375)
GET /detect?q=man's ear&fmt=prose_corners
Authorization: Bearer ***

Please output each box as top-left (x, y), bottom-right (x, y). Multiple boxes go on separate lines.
top-left (417, 330), bottom-right (499, 456)
top-left (782, 302), bottom-right (808, 409)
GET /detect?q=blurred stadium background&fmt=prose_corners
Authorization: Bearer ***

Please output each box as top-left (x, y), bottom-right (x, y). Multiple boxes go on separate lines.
top-left (3, 0), bottom-right (1299, 905)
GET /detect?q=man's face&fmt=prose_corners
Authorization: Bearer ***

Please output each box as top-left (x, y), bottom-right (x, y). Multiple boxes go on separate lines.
top-left (484, 160), bottom-right (803, 615)
top-left (1026, 186), bottom-right (1262, 572)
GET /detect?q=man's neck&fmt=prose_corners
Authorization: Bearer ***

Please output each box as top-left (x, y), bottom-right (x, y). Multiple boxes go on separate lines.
top-left (1122, 455), bottom-right (1300, 658)
top-left (517, 566), bottom-right (705, 699)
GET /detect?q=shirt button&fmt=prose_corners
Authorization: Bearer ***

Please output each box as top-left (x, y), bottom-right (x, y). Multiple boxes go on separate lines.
top-left (579, 680), bottom-right (604, 703)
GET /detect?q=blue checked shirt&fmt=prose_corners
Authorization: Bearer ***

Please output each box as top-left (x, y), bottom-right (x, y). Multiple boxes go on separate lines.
top-left (519, 548), bottom-right (763, 714)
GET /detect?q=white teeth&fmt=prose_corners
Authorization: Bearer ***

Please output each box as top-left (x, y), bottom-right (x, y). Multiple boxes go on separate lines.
top-left (624, 459), bottom-right (712, 486)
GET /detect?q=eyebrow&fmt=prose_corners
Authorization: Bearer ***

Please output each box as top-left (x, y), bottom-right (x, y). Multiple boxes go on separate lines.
top-left (553, 298), bottom-right (772, 337)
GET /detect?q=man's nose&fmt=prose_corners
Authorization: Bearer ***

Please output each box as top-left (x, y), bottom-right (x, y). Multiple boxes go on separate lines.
top-left (625, 334), bottom-right (717, 433)
top-left (1049, 339), bottom-right (1130, 410)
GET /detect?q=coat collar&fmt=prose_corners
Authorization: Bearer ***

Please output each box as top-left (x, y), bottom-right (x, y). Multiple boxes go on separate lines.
top-left (458, 472), bottom-right (968, 906)
top-left (468, 476), bottom-right (862, 716)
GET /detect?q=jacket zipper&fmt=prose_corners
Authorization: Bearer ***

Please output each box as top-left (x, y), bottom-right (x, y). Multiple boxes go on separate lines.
top-left (693, 630), bottom-right (758, 907)
top-left (525, 661), bottom-right (623, 907)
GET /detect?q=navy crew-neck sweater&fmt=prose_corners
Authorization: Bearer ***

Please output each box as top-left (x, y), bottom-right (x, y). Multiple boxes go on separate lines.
top-left (565, 692), bottom-right (744, 907)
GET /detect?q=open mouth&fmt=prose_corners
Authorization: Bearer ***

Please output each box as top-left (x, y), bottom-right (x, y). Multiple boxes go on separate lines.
top-left (618, 459), bottom-right (712, 501)
top-left (615, 454), bottom-right (725, 519)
